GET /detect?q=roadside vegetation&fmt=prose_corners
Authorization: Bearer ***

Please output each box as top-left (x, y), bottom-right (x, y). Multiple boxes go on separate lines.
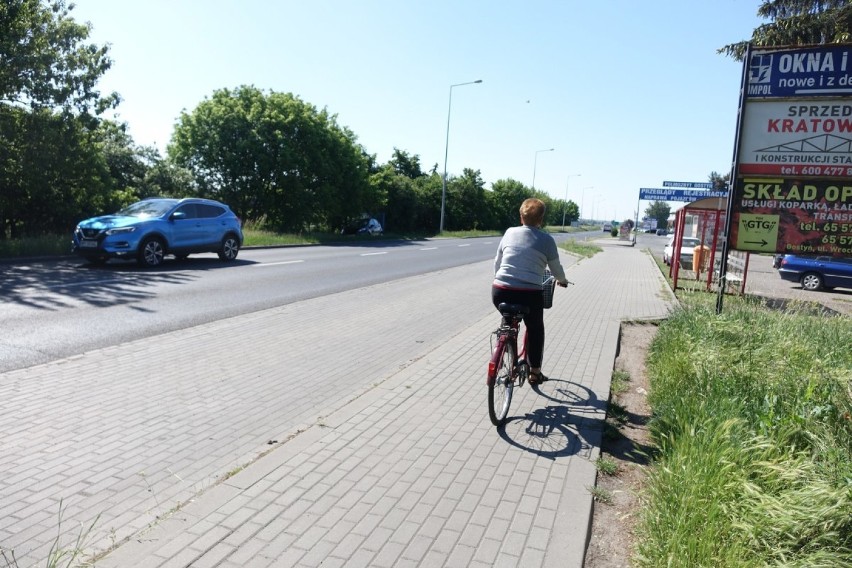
top-left (635, 291), bottom-right (852, 566)
top-left (559, 238), bottom-right (603, 258)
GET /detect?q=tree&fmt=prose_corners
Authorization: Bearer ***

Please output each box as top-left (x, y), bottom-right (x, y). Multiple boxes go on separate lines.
top-left (168, 86), bottom-right (371, 232)
top-left (0, 106), bottom-right (114, 237)
top-left (708, 170), bottom-right (730, 190)
top-left (388, 148), bottom-right (424, 179)
top-left (645, 201), bottom-right (671, 229)
top-left (0, 0), bottom-right (118, 113)
top-left (557, 200), bottom-right (580, 227)
top-left (0, 0), bottom-right (119, 238)
top-left (369, 166), bottom-right (414, 232)
top-left (445, 168), bottom-right (487, 231)
top-left (488, 178), bottom-right (532, 231)
top-left (719, 1), bottom-right (852, 60)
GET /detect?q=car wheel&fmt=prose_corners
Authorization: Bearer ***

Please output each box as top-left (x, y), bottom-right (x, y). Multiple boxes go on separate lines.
top-left (138, 237), bottom-right (166, 267)
top-left (218, 234), bottom-right (240, 261)
top-left (800, 272), bottom-right (823, 291)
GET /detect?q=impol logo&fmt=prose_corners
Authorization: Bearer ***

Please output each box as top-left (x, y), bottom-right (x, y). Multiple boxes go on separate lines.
top-left (749, 54), bottom-right (774, 95)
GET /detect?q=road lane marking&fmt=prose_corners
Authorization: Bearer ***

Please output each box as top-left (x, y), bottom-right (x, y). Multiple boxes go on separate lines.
top-left (361, 252), bottom-right (388, 256)
top-left (253, 260), bottom-right (305, 267)
top-left (458, 244), bottom-right (471, 247)
top-left (420, 247), bottom-right (438, 250)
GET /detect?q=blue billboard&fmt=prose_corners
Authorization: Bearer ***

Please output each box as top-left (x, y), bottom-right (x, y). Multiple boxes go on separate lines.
top-left (748, 45), bottom-right (852, 98)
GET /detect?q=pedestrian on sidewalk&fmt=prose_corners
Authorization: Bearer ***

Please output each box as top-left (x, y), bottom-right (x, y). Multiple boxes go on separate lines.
top-left (492, 197), bottom-right (568, 385)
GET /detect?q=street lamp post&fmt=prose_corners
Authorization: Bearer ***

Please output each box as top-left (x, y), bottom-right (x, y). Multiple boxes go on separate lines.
top-left (531, 148), bottom-right (554, 191)
top-left (440, 79), bottom-right (482, 233)
top-left (580, 186), bottom-right (593, 223)
top-left (593, 195), bottom-right (606, 223)
top-left (560, 173), bottom-right (581, 230)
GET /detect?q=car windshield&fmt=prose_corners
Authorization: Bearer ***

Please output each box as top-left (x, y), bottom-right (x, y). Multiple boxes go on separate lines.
top-left (682, 238), bottom-right (700, 247)
top-left (118, 199), bottom-right (178, 219)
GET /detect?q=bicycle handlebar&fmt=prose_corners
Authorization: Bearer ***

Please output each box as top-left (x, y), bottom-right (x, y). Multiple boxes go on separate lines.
top-left (545, 276), bottom-right (573, 288)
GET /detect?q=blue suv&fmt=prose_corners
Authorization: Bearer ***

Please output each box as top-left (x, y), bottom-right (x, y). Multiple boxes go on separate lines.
top-left (72, 197), bottom-right (244, 267)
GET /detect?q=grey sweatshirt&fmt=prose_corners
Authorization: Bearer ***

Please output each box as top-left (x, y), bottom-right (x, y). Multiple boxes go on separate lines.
top-left (493, 225), bottom-right (567, 289)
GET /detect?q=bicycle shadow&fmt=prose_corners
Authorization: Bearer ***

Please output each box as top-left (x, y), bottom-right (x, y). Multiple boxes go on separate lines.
top-left (498, 405), bottom-right (585, 460)
top-left (533, 377), bottom-right (604, 407)
top-left (497, 378), bottom-right (607, 460)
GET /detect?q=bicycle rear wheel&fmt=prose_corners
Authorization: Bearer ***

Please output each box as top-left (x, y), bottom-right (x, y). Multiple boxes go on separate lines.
top-left (488, 341), bottom-right (515, 426)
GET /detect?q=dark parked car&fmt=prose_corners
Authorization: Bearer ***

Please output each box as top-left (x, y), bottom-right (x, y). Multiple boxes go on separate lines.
top-left (655, 228), bottom-right (668, 236)
top-left (341, 218), bottom-right (383, 236)
top-left (72, 197), bottom-right (244, 267)
top-left (778, 255), bottom-right (852, 291)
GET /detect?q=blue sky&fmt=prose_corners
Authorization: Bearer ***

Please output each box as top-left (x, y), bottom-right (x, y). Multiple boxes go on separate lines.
top-left (70, 0), bottom-right (764, 222)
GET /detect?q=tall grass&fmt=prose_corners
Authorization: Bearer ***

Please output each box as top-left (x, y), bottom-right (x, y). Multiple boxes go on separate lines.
top-left (0, 234), bottom-right (69, 258)
top-left (636, 294), bottom-right (852, 567)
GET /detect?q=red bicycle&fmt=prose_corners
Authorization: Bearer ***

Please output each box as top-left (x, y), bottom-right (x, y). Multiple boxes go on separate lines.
top-left (486, 302), bottom-right (530, 426)
top-left (486, 271), bottom-right (568, 426)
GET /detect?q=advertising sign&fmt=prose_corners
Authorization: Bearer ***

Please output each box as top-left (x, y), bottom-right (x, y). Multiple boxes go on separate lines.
top-left (739, 100), bottom-right (852, 177)
top-left (748, 45), bottom-right (852, 98)
top-left (730, 43), bottom-right (852, 258)
top-left (730, 177), bottom-right (852, 255)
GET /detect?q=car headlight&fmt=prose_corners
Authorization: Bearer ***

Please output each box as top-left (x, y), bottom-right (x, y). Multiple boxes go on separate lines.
top-left (105, 227), bottom-right (136, 235)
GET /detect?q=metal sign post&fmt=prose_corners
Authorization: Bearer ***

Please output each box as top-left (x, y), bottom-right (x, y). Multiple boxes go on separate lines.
top-left (717, 44), bottom-right (752, 315)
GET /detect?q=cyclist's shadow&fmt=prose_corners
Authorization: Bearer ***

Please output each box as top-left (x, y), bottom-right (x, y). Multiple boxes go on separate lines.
top-left (497, 378), bottom-right (605, 459)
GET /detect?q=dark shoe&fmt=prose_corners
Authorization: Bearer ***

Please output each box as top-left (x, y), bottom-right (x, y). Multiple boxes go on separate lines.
top-left (528, 371), bottom-right (548, 385)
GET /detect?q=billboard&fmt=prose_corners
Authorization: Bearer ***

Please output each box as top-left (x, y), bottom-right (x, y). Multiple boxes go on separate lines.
top-left (747, 45), bottom-right (852, 98)
top-left (731, 44), bottom-right (852, 257)
top-left (739, 100), bottom-right (852, 177)
top-left (730, 177), bottom-right (852, 255)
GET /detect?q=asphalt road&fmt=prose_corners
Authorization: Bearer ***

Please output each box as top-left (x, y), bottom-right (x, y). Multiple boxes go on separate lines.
top-left (7, 229), bottom-right (840, 375)
top-left (0, 232), bottom-right (599, 374)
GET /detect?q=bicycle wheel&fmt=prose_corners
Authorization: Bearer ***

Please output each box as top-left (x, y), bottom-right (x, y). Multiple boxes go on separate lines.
top-left (488, 341), bottom-right (515, 426)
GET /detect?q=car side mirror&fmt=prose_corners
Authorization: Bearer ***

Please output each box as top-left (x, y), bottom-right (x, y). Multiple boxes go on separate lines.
top-left (171, 211), bottom-right (186, 221)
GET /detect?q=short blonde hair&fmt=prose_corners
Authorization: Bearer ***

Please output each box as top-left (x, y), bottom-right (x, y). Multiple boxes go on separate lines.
top-left (520, 198), bottom-right (545, 226)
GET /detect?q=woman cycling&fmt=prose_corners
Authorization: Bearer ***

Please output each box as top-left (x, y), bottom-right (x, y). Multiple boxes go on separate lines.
top-left (492, 198), bottom-right (568, 385)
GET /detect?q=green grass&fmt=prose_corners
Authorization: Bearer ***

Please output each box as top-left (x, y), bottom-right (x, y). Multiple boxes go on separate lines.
top-left (610, 369), bottom-right (630, 395)
top-left (596, 456), bottom-right (619, 476)
top-left (588, 485), bottom-right (614, 504)
top-left (0, 234), bottom-right (69, 258)
top-left (635, 295), bottom-right (852, 567)
top-left (559, 238), bottom-right (603, 258)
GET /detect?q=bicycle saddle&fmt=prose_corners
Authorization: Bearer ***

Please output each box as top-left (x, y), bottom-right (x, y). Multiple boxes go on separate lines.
top-left (498, 303), bottom-right (529, 316)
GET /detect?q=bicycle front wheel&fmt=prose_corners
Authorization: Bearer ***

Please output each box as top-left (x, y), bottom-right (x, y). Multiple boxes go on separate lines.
top-left (488, 341), bottom-right (515, 426)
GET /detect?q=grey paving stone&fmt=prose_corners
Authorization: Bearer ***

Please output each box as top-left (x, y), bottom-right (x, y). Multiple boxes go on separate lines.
top-left (4, 242), bottom-right (675, 567)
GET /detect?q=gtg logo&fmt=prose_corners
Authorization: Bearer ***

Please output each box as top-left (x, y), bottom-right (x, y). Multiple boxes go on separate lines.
top-left (742, 218), bottom-right (778, 232)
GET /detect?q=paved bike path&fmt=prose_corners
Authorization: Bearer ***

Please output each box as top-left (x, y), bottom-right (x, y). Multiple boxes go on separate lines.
top-left (2, 239), bottom-right (674, 567)
top-left (94, 240), bottom-right (673, 567)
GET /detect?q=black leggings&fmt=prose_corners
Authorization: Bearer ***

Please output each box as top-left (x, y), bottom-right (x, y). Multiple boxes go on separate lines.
top-left (491, 286), bottom-right (545, 368)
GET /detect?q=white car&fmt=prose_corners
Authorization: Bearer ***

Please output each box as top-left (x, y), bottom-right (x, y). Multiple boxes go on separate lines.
top-left (663, 236), bottom-right (700, 267)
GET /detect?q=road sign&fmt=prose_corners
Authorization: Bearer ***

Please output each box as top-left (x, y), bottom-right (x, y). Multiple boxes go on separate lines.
top-left (662, 181), bottom-right (715, 189)
top-left (640, 188), bottom-right (727, 202)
